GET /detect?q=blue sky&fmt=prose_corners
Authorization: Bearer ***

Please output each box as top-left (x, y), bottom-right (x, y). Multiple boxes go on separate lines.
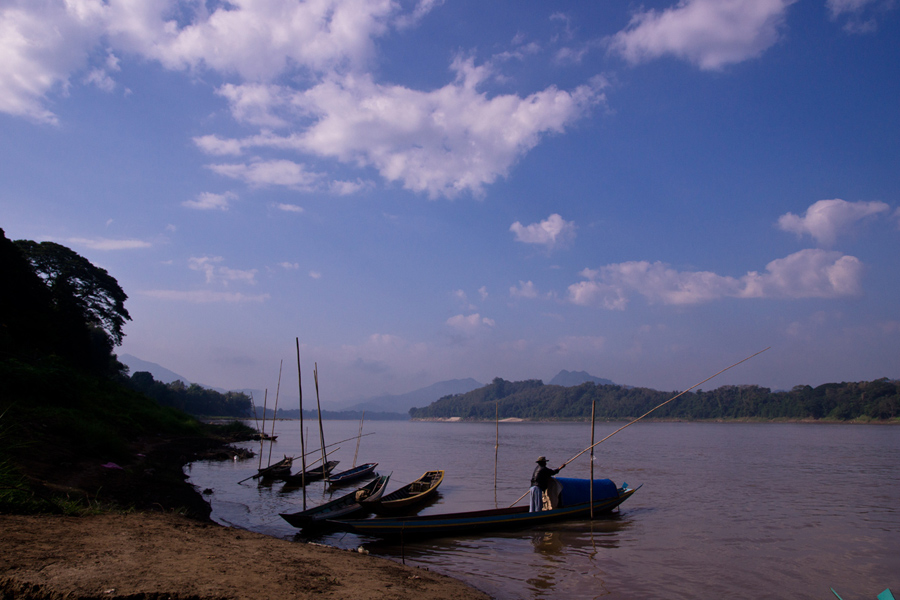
top-left (2, 0), bottom-right (898, 408)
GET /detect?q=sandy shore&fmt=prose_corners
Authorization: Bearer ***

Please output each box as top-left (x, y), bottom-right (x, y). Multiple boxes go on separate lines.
top-left (0, 512), bottom-right (490, 600)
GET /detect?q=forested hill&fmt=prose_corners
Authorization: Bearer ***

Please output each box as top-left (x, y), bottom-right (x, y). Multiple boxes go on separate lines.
top-left (408, 377), bottom-right (900, 422)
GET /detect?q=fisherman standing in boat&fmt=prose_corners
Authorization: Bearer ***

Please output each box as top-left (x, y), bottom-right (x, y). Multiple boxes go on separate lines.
top-left (530, 456), bottom-right (564, 511)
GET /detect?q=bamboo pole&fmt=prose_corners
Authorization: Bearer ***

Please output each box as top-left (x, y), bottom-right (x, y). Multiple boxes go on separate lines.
top-left (295, 338), bottom-right (307, 510)
top-left (313, 364), bottom-right (328, 483)
top-left (590, 397), bottom-right (596, 519)
top-left (560, 347), bottom-right (770, 468)
top-left (494, 399), bottom-right (499, 492)
top-left (353, 411), bottom-right (365, 468)
top-left (257, 389), bottom-right (268, 471)
top-left (508, 347), bottom-right (770, 508)
top-left (267, 360), bottom-right (283, 468)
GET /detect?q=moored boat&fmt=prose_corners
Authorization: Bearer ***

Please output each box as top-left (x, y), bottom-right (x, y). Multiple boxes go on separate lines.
top-left (256, 456), bottom-right (292, 480)
top-left (280, 474), bottom-right (391, 528)
top-left (330, 478), bottom-right (639, 539)
top-left (282, 460), bottom-right (340, 486)
top-left (328, 462), bottom-right (378, 486)
top-left (374, 470), bottom-right (443, 512)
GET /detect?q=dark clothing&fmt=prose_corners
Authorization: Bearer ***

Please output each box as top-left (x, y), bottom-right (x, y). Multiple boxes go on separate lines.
top-left (531, 464), bottom-right (560, 491)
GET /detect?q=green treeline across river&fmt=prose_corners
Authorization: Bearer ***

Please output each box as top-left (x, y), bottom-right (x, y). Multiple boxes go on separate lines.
top-left (409, 377), bottom-right (900, 422)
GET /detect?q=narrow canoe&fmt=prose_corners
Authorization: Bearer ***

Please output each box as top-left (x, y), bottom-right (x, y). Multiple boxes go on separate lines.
top-left (256, 456), bottom-right (292, 480)
top-left (330, 479), bottom-right (640, 539)
top-left (280, 474), bottom-right (391, 528)
top-left (328, 463), bottom-right (378, 486)
top-left (374, 470), bottom-right (444, 512)
top-left (282, 460), bottom-right (340, 486)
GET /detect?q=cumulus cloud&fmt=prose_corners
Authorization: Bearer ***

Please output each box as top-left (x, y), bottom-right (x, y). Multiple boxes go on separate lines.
top-left (188, 256), bottom-right (258, 286)
top-left (446, 313), bottom-right (496, 334)
top-left (510, 280), bottom-right (539, 299)
top-left (66, 237), bottom-right (151, 250)
top-left (510, 213), bottom-right (576, 249)
top-left (608, 0), bottom-right (795, 70)
top-left (182, 191), bottom-right (235, 211)
top-left (275, 203), bottom-right (304, 213)
top-left (207, 159), bottom-right (323, 190)
top-left (568, 249), bottom-right (864, 309)
top-left (776, 198), bottom-right (891, 245)
top-left (3, 1), bottom-right (607, 199)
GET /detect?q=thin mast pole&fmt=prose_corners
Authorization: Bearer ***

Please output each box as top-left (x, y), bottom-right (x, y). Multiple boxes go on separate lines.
top-left (295, 338), bottom-right (307, 510)
top-left (314, 363), bottom-right (328, 482)
top-left (257, 389), bottom-right (267, 471)
top-left (590, 397), bottom-right (596, 519)
top-left (267, 360), bottom-right (283, 468)
top-left (353, 411), bottom-right (365, 468)
top-left (561, 347), bottom-right (770, 468)
top-left (494, 399), bottom-right (499, 498)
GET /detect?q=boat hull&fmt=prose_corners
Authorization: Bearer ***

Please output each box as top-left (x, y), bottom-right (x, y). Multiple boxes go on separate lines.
top-left (331, 486), bottom-right (639, 539)
top-left (280, 474), bottom-right (391, 528)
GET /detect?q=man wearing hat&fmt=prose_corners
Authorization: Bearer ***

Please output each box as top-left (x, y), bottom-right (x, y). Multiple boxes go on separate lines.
top-left (530, 456), bottom-right (564, 511)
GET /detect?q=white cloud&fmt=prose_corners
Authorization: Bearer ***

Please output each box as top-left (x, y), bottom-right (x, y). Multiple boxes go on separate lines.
top-left (309, 270), bottom-right (322, 279)
top-left (568, 249), bottom-right (864, 309)
top-left (141, 289), bottom-right (270, 303)
top-left (279, 262), bottom-right (299, 269)
top-left (478, 286), bottom-right (488, 300)
top-left (207, 159), bottom-right (323, 190)
top-left (510, 280), bottom-right (539, 299)
top-left (446, 313), bottom-right (495, 334)
top-left (276, 203), bottom-right (304, 213)
top-left (66, 237), bottom-right (151, 250)
top-left (608, 0), bottom-right (795, 70)
top-left (193, 135), bottom-right (243, 156)
top-left (510, 213), bottom-right (576, 248)
top-left (4, 1), bottom-right (603, 199)
top-left (776, 198), bottom-right (891, 245)
top-left (182, 191), bottom-right (235, 211)
top-left (188, 256), bottom-right (257, 286)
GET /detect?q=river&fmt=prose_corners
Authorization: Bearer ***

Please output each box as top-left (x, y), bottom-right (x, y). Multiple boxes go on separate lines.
top-left (185, 420), bottom-right (899, 599)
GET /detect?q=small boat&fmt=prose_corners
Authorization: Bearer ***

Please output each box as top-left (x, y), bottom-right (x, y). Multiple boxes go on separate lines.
top-left (280, 474), bottom-right (391, 528)
top-left (256, 456), bottom-right (292, 480)
top-left (328, 463), bottom-right (378, 486)
top-left (282, 460), bottom-right (339, 485)
top-left (374, 470), bottom-right (443, 512)
top-left (330, 478), bottom-right (640, 539)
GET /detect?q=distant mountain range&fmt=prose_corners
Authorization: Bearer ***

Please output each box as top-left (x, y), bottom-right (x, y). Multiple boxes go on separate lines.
top-left (119, 354), bottom-right (191, 385)
top-left (548, 370), bottom-right (616, 387)
top-left (342, 378), bottom-right (484, 414)
top-left (118, 354), bottom-right (617, 415)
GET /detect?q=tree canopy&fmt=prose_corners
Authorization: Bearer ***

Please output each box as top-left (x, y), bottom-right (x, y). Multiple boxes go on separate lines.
top-left (14, 239), bottom-right (131, 346)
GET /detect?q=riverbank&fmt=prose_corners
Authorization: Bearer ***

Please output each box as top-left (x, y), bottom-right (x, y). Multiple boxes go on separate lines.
top-left (0, 512), bottom-right (490, 600)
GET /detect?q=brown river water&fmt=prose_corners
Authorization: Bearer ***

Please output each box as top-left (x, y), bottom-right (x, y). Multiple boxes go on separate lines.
top-left (186, 420), bottom-right (899, 599)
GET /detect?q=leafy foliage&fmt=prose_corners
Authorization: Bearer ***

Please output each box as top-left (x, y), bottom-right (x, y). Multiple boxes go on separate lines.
top-left (126, 371), bottom-right (253, 418)
top-left (409, 377), bottom-right (900, 422)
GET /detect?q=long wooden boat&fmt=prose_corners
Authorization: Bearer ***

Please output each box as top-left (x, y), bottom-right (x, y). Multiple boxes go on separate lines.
top-left (256, 456), bottom-right (292, 480)
top-left (328, 462), bottom-right (378, 486)
top-left (282, 460), bottom-right (340, 486)
top-left (374, 470), bottom-right (443, 512)
top-left (280, 474), bottom-right (391, 528)
top-left (330, 478), bottom-right (640, 539)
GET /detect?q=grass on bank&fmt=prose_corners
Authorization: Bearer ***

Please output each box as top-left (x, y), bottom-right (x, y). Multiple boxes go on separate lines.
top-left (0, 357), bottom-right (253, 515)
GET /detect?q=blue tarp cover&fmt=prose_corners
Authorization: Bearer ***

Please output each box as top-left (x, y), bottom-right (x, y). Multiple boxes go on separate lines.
top-left (556, 477), bottom-right (618, 506)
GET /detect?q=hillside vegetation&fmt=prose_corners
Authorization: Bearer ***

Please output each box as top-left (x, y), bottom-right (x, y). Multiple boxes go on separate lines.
top-left (0, 229), bottom-right (251, 515)
top-left (409, 377), bottom-right (900, 422)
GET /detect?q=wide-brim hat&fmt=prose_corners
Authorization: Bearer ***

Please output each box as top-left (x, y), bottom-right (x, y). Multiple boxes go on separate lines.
top-left (536, 456), bottom-right (547, 463)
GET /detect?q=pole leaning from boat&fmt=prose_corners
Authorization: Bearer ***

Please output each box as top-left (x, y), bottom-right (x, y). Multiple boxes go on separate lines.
top-left (267, 360), bottom-right (283, 468)
top-left (296, 338), bottom-right (307, 510)
top-left (313, 363), bottom-right (328, 483)
top-left (257, 388), bottom-right (267, 472)
top-left (508, 347), bottom-right (770, 507)
top-left (560, 347), bottom-right (771, 468)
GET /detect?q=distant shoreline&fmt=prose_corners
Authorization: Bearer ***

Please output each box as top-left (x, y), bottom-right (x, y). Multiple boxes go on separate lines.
top-left (409, 417), bottom-right (900, 425)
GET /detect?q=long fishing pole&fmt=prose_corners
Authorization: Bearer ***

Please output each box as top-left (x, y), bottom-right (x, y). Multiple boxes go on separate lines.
top-left (296, 338), bottom-right (307, 509)
top-left (508, 347), bottom-right (770, 507)
top-left (560, 347), bottom-right (770, 467)
top-left (267, 360), bottom-right (283, 468)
